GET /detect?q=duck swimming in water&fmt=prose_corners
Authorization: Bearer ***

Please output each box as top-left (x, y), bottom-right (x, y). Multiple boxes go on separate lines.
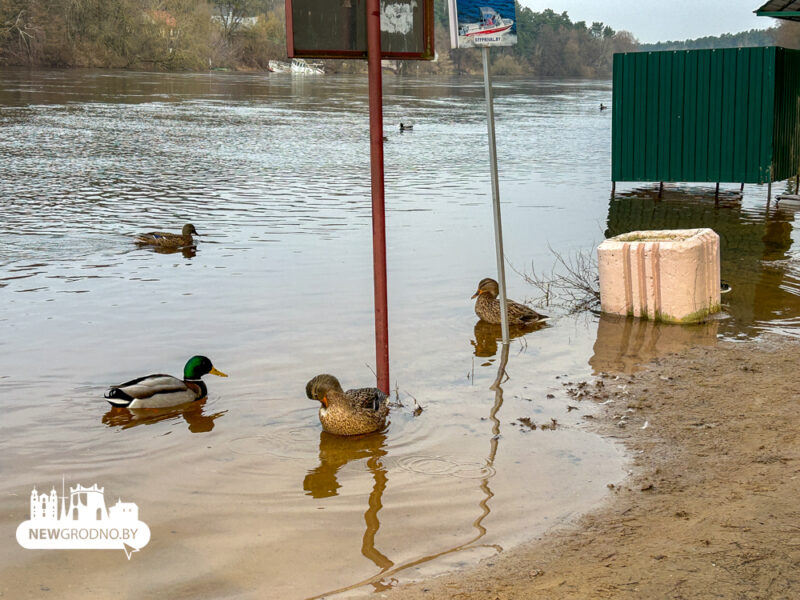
top-left (305, 374), bottom-right (389, 436)
top-left (105, 355), bottom-right (227, 409)
top-left (471, 277), bottom-right (548, 326)
top-left (136, 223), bottom-right (198, 248)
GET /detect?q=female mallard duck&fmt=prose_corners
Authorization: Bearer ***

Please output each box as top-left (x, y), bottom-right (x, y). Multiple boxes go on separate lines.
top-left (105, 355), bottom-right (227, 409)
top-left (471, 277), bottom-right (548, 326)
top-left (136, 223), bottom-right (198, 248)
top-left (305, 374), bottom-right (389, 436)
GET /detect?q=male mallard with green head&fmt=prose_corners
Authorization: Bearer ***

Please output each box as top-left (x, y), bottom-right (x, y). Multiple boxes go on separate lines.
top-left (305, 374), bottom-right (389, 436)
top-left (471, 277), bottom-right (548, 326)
top-left (136, 223), bottom-right (198, 248)
top-left (105, 355), bottom-right (227, 409)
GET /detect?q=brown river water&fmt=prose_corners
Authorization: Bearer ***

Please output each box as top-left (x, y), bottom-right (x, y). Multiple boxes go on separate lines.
top-left (2, 70), bottom-right (800, 599)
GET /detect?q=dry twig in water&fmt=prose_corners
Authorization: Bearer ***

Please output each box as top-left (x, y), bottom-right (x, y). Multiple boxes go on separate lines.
top-left (513, 244), bottom-right (600, 314)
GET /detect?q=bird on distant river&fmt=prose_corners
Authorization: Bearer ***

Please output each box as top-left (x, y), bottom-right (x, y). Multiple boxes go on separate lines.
top-left (135, 223), bottom-right (198, 248)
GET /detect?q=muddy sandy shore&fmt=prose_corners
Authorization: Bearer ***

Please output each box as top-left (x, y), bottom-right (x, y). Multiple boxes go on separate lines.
top-left (384, 337), bottom-right (800, 599)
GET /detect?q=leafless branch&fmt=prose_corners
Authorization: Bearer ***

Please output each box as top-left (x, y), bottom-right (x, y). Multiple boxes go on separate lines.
top-left (512, 244), bottom-right (601, 314)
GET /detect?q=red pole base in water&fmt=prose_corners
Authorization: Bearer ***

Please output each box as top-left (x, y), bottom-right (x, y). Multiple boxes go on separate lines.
top-left (367, 0), bottom-right (389, 393)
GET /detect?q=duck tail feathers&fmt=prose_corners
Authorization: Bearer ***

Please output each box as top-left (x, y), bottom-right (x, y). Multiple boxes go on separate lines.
top-left (104, 387), bottom-right (133, 406)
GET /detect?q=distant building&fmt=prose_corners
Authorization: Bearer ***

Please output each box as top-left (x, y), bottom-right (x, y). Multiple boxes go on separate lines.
top-left (211, 15), bottom-right (260, 28)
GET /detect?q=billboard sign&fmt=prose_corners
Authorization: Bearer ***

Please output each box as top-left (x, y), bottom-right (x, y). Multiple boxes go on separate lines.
top-left (287, 0), bottom-right (435, 60)
top-left (448, 0), bottom-right (518, 48)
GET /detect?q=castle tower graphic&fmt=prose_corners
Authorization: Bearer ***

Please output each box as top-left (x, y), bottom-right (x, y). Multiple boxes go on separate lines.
top-left (29, 487), bottom-right (58, 520)
top-left (30, 483), bottom-right (110, 522)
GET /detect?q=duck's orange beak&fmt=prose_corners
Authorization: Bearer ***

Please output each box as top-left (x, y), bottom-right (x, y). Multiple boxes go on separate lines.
top-left (209, 367), bottom-right (228, 377)
top-left (320, 395), bottom-right (329, 408)
top-left (471, 289), bottom-right (482, 299)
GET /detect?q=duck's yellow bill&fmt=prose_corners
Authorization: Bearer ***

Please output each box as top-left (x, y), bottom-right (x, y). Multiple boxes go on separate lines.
top-left (210, 367), bottom-right (228, 377)
top-left (471, 290), bottom-right (481, 299)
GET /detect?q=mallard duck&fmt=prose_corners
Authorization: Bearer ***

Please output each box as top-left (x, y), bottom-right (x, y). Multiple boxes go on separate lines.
top-left (399, 122), bottom-right (413, 131)
top-left (105, 355), bottom-right (227, 409)
top-left (471, 277), bottom-right (548, 326)
top-left (305, 374), bottom-right (388, 436)
top-left (135, 223), bottom-right (198, 248)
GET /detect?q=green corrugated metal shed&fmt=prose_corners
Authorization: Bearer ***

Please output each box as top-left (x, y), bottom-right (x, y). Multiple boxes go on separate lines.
top-left (612, 46), bottom-right (800, 184)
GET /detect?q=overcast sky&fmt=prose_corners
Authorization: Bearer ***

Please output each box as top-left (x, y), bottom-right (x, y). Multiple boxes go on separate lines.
top-left (519, 0), bottom-right (778, 43)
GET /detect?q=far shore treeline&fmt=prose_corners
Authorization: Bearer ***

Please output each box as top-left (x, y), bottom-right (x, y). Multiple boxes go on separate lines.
top-left (1, 0), bottom-right (798, 76)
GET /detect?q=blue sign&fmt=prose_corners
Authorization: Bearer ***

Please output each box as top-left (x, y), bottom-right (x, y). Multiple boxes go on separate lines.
top-left (448, 0), bottom-right (518, 48)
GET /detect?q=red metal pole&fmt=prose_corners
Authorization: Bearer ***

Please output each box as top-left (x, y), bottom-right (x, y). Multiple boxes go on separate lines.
top-left (366, 0), bottom-right (389, 393)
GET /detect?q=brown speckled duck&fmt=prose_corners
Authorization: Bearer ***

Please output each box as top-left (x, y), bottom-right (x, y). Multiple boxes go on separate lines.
top-left (471, 277), bottom-right (548, 326)
top-left (305, 374), bottom-right (389, 436)
top-left (136, 223), bottom-right (198, 248)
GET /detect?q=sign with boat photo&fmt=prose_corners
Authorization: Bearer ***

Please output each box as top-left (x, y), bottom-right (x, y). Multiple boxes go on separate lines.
top-left (448, 0), bottom-right (517, 48)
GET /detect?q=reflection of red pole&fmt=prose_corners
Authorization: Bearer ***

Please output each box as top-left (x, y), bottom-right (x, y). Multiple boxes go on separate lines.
top-left (366, 0), bottom-right (389, 393)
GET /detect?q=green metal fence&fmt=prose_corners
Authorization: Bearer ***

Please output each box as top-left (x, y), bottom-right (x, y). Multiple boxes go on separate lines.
top-left (612, 46), bottom-right (800, 184)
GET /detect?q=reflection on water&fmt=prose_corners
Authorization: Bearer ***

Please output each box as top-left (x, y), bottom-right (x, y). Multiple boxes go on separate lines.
top-left (304, 431), bottom-right (389, 499)
top-left (471, 319), bottom-right (546, 361)
top-left (589, 313), bottom-right (719, 374)
top-left (304, 432), bottom-right (393, 592)
top-left (140, 244), bottom-right (198, 259)
top-left (102, 400), bottom-right (227, 432)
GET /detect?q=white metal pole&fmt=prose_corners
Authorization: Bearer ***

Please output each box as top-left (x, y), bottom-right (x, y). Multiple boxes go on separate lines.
top-left (481, 46), bottom-right (510, 344)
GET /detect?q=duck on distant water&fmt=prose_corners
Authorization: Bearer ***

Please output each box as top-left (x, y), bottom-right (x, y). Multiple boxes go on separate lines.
top-left (305, 374), bottom-right (389, 436)
top-left (105, 355), bottom-right (228, 409)
top-left (471, 277), bottom-right (548, 326)
top-left (400, 122), bottom-right (413, 131)
top-left (136, 223), bottom-right (198, 248)
top-left (600, 103), bottom-right (607, 110)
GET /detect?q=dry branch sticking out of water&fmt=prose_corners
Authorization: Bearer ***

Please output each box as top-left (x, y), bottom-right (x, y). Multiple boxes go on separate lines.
top-left (512, 245), bottom-right (600, 314)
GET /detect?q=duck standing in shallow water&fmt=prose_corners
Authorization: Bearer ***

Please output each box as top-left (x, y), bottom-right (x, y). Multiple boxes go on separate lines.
top-left (306, 374), bottom-right (389, 436)
top-left (105, 355), bottom-right (228, 408)
top-left (471, 277), bottom-right (548, 326)
top-left (136, 223), bottom-right (198, 248)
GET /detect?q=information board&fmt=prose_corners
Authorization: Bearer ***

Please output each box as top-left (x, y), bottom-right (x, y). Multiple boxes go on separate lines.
top-left (448, 0), bottom-right (518, 48)
top-left (287, 0), bottom-right (434, 60)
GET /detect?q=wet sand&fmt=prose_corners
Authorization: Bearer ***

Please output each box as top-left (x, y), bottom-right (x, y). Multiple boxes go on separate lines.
top-left (386, 336), bottom-right (800, 599)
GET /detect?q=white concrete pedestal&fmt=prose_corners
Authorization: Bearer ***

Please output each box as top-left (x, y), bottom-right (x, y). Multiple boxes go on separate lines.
top-left (597, 228), bottom-right (721, 323)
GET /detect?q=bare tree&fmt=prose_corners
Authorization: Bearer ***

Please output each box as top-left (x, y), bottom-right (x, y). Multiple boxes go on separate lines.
top-left (213, 0), bottom-right (253, 42)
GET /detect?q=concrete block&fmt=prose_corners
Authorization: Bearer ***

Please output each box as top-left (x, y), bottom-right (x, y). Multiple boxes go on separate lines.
top-left (597, 228), bottom-right (721, 323)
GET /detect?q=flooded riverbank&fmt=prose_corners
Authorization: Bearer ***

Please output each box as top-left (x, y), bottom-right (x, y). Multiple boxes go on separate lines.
top-left (2, 70), bottom-right (800, 598)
